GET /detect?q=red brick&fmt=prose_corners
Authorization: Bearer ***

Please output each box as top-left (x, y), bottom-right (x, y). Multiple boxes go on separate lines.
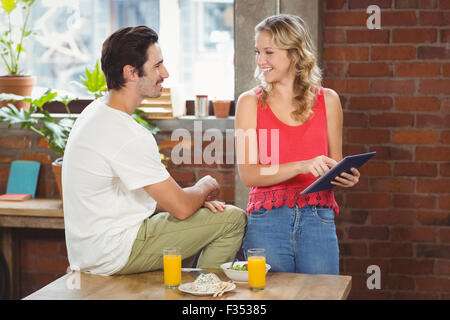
top-left (346, 30), bottom-right (390, 43)
top-left (324, 29), bottom-right (346, 43)
top-left (343, 258), bottom-right (390, 274)
top-left (417, 178), bottom-right (450, 193)
top-left (349, 0), bottom-right (392, 8)
top-left (370, 146), bottom-right (412, 160)
top-left (418, 46), bottom-right (450, 59)
top-left (419, 11), bottom-right (450, 25)
top-left (417, 244), bottom-right (450, 259)
top-left (441, 163), bottom-right (450, 176)
top-left (198, 170), bottom-right (234, 185)
top-left (20, 153), bottom-right (53, 164)
top-left (324, 46), bottom-right (369, 60)
top-left (339, 242), bottom-right (368, 257)
top-left (323, 79), bottom-right (369, 94)
top-left (393, 194), bottom-right (436, 208)
top-left (394, 162), bottom-right (437, 176)
top-left (391, 259), bottom-right (435, 274)
top-left (393, 291), bottom-right (439, 299)
top-left (440, 195), bottom-right (450, 210)
top-left (35, 256), bottom-right (69, 273)
top-left (218, 186), bottom-right (235, 201)
top-left (369, 113), bottom-right (413, 127)
top-left (442, 29), bottom-right (450, 42)
top-left (392, 28), bottom-right (437, 43)
top-left (416, 276), bottom-right (450, 291)
top-left (371, 210), bottom-right (416, 225)
top-left (325, 12), bottom-right (367, 26)
top-left (0, 136), bottom-right (32, 149)
top-left (441, 0), bottom-right (450, 8)
top-left (343, 112), bottom-right (369, 127)
top-left (347, 129), bottom-right (390, 144)
top-left (348, 226), bottom-right (389, 240)
top-left (168, 169), bottom-right (195, 183)
top-left (441, 228), bottom-right (450, 243)
top-left (348, 63), bottom-right (393, 77)
top-left (0, 156), bottom-right (14, 163)
top-left (360, 162), bottom-right (391, 176)
top-left (324, 63), bottom-right (346, 77)
top-left (384, 275), bottom-right (415, 291)
top-left (420, 79), bottom-right (450, 94)
top-left (339, 210), bottom-right (369, 224)
top-left (382, 11), bottom-right (418, 26)
top-left (37, 138), bottom-right (50, 149)
top-left (392, 130), bottom-right (438, 144)
top-left (349, 96), bottom-right (392, 110)
top-left (417, 146), bottom-right (450, 161)
top-left (369, 243), bottom-right (413, 257)
top-left (437, 260), bottom-right (450, 276)
top-left (417, 114), bottom-right (450, 128)
top-left (441, 131), bottom-right (450, 144)
top-left (326, 0), bottom-right (346, 9)
top-left (391, 227), bottom-right (437, 242)
top-left (395, 96), bottom-right (440, 111)
top-left (372, 46), bottom-right (416, 60)
top-left (396, 0), bottom-right (438, 8)
top-left (372, 79), bottom-right (415, 94)
top-left (444, 64), bottom-right (450, 77)
top-left (395, 62), bottom-right (440, 77)
top-left (371, 178), bottom-right (415, 193)
top-left (347, 193), bottom-right (391, 208)
top-left (417, 211), bottom-right (450, 226)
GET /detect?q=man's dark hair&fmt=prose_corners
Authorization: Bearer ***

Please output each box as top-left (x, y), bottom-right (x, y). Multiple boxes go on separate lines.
top-left (101, 26), bottom-right (159, 90)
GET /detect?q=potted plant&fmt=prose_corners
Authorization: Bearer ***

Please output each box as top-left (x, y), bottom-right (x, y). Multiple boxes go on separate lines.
top-left (0, 0), bottom-right (37, 110)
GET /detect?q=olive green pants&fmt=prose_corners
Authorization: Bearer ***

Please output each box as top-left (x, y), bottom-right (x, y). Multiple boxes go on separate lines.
top-left (115, 205), bottom-right (247, 275)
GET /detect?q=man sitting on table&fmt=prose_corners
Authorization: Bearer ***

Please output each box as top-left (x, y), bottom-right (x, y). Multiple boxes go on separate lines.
top-left (62, 26), bottom-right (246, 276)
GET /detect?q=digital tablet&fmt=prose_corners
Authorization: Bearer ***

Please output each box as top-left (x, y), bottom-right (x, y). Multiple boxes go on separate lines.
top-left (300, 152), bottom-right (376, 195)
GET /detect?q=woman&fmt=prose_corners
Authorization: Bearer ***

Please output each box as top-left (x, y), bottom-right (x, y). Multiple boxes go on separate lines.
top-left (235, 14), bottom-right (360, 275)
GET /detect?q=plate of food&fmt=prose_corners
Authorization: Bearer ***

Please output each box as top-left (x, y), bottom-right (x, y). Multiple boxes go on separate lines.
top-left (178, 273), bottom-right (235, 297)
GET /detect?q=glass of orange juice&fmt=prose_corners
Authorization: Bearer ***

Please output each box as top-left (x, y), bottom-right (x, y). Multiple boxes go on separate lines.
top-left (163, 247), bottom-right (181, 288)
top-left (247, 248), bottom-right (266, 290)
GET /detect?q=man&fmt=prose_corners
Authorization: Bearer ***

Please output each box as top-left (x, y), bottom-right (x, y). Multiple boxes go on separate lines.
top-left (62, 26), bottom-right (246, 275)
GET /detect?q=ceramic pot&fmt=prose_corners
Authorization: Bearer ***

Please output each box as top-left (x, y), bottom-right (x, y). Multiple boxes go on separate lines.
top-left (0, 75), bottom-right (36, 110)
top-left (51, 157), bottom-right (63, 200)
top-left (213, 100), bottom-right (231, 118)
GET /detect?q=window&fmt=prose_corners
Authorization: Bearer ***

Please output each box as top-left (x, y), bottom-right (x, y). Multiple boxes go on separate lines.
top-left (0, 0), bottom-right (234, 100)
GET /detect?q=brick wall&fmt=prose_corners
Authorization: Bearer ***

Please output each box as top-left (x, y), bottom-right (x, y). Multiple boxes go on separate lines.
top-left (324, 0), bottom-right (449, 299)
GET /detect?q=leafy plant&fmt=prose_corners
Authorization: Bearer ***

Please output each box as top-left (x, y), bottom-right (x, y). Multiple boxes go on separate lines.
top-left (0, 89), bottom-right (75, 154)
top-left (0, 0), bottom-right (36, 75)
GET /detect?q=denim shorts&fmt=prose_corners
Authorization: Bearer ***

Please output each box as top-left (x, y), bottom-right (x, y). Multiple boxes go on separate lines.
top-left (242, 204), bottom-right (339, 275)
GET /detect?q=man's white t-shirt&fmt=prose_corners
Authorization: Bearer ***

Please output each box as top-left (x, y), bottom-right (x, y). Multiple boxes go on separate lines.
top-left (62, 95), bottom-right (170, 275)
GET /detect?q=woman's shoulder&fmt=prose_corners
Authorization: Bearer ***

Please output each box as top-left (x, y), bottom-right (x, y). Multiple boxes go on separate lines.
top-left (236, 88), bottom-right (260, 111)
top-left (322, 87), bottom-right (342, 116)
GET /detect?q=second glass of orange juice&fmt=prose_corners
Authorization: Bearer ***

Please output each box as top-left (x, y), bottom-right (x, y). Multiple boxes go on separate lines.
top-left (163, 247), bottom-right (181, 288)
top-left (248, 248), bottom-right (266, 290)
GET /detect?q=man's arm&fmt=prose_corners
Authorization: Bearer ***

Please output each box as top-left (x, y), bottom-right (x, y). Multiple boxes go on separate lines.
top-left (144, 175), bottom-right (219, 220)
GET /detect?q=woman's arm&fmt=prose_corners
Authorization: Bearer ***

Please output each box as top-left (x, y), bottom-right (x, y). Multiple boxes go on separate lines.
top-left (235, 90), bottom-right (337, 187)
top-left (324, 88), bottom-right (360, 187)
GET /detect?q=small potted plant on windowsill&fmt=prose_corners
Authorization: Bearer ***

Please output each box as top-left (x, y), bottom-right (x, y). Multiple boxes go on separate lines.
top-left (0, 0), bottom-right (37, 110)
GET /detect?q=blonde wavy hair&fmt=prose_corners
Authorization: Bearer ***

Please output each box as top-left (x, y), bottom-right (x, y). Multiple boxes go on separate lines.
top-left (254, 14), bottom-right (322, 123)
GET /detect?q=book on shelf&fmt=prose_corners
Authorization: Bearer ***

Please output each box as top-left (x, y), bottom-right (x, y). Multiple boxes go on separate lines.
top-left (138, 87), bottom-right (186, 119)
top-left (0, 193), bottom-right (31, 201)
top-left (2, 160), bottom-right (40, 200)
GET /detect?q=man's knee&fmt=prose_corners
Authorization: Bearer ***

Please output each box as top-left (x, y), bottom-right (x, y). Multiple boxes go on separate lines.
top-left (224, 205), bottom-right (247, 230)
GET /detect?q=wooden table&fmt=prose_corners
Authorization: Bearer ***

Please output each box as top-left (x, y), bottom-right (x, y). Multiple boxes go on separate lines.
top-left (0, 199), bottom-right (64, 299)
top-left (23, 269), bottom-right (351, 300)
